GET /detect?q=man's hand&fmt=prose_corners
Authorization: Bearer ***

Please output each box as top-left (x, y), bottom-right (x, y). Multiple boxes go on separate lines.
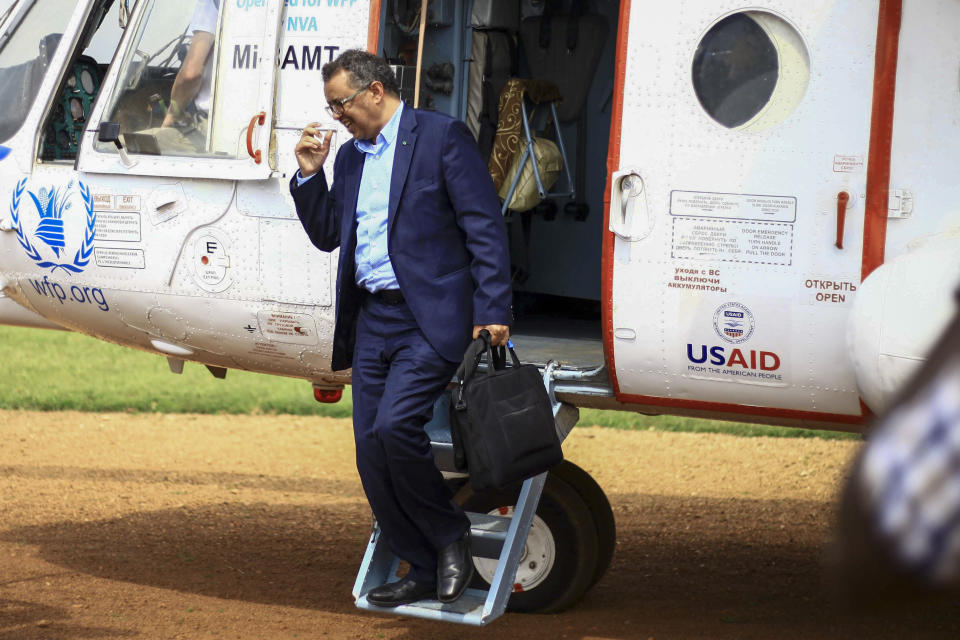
top-left (295, 124), bottom-right (333, 179)
top-left (474, 324), bottom-right (510, 347)
top-left (160, 99), bottom-right (182, 128)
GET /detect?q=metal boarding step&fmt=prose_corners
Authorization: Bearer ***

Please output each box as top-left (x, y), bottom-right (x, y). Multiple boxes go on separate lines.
top-left (352, 472), bottom-right (547, 625)
top-left (352, 362), bottom-right (579, 626)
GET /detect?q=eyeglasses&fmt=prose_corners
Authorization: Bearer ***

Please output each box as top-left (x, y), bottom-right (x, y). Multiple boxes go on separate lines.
top-left (325, 83), bottom-right (371, 117)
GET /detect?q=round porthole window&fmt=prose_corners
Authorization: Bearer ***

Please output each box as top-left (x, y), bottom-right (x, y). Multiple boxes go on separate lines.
top-left (692, 11), bottom-right (810, 131)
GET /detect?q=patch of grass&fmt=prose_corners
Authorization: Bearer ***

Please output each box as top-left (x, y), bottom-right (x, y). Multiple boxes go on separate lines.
top-left (579, 409), bottom-right (860, 440)
top-left (0, 326), bottom-right (859, 439)
top-left (0, 325), bottom-right (350, 416)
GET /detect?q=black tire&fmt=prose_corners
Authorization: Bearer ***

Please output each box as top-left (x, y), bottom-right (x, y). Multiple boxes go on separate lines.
top-left (550, 460), bottom-right (616, 588)
top-left (455, 473), bottom-right (599, 613)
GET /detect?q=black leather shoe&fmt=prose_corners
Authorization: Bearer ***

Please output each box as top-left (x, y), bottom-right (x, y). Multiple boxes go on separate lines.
top-left (437, 530), bottom-right (474, 602)
top-left (366, 577), bottom-right (436, 607)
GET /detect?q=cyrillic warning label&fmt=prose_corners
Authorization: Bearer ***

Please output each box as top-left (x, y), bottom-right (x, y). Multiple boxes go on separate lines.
top-left (94, 211), bottom-right (141, 242)
top-left (670, 190), bottom-right (796, 223)
top-left (671, 218), bottom-right (793, 266)
top-left (94, 247), bottom-right (145, 269)
top-left (256, 311), bottom-right (319, 345)
top-left (833, 155), bottom-right (864, 173)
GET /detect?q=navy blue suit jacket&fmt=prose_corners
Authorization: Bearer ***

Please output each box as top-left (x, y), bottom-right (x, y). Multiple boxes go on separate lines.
top-left (290, 107), bottom-right (513, 371)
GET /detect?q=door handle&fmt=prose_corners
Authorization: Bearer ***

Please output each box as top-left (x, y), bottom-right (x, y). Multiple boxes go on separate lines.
top-left (621, 177), bottom-right (643, 224)
top-left (609, 171), bottom-right (650, 240)
top-left (246, 111), bottom-right (265, 164)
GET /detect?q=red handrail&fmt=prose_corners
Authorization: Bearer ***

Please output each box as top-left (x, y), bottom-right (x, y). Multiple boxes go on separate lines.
top-left (246, 111), bottom-right (265, 164)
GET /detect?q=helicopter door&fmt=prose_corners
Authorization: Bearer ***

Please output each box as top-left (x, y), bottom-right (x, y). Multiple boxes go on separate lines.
top-left (605, 3), bottom-right (881, 424)
top-left (77, 0), bottom-right (282, 180)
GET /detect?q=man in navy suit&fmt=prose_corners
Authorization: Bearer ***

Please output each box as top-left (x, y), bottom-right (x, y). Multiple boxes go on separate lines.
top-left (290, 50), bottom-right (512, 606)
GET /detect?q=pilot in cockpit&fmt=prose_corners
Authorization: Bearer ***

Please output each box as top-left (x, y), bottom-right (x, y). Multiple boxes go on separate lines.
top-left (152, 0), bottom-right (218, 152)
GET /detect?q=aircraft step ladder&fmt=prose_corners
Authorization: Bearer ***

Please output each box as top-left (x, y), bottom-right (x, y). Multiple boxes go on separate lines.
top-left (352, 362), bottom-right (578, 626)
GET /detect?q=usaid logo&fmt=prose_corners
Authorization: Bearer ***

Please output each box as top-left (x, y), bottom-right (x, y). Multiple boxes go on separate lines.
top-left (713, 302), bottom-right (754, 344)
top-left (10, 178), bottom-right (95, 275)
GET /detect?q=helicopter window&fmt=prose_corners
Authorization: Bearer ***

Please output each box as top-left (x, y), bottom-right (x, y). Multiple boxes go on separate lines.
top-left (96, 0), bottom-right (227, 158)
top-left (38, 0), bottom-right (124, 163)
top-left (0, 0), bottom-right (74, 143)
top-left (692, 11), bottom-right (809, 131)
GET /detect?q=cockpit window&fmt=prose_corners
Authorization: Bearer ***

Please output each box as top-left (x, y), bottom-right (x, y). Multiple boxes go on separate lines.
top-left (692, 11), bottom-right (810, 131)
top-left (0, 0), bottom-right (74, 143)
top-left (96, 0), bottom-right (227, 158)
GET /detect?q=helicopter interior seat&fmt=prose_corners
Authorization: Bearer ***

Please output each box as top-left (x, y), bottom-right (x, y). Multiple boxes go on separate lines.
top-left (41, 54), bottom-right (104, 161)
top-left (518, 1), bottom-right (607, 221)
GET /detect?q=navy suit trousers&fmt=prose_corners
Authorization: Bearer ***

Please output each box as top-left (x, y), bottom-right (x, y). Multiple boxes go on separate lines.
top-left (351, 293), bottom-right (471, 582)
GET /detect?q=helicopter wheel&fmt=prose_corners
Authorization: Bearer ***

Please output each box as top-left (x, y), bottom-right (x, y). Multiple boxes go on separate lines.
top-left (549, 460), bottom-right (616, 588)
top-left (455, 462), bottom-right (611, 613)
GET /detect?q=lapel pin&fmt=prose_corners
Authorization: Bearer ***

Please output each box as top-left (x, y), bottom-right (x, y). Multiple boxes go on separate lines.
top-left (402, 140), bottom-right (408, 146)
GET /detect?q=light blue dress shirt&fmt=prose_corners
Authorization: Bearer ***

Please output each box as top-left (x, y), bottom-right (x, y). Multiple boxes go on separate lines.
top-left (296, 103), bottom-right (404, 292)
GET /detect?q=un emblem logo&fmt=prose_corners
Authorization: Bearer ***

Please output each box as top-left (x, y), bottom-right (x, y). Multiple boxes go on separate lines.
top-left (10, 177), bottom-right (95, 275)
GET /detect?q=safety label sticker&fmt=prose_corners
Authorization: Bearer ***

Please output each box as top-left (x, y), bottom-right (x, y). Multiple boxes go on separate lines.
top-left (115, 194), bottom-right (141, 211)
top-left (671, 218), bottom-right (793, 266)
top-left (94, 247), bottom-right (145, 269)
top-left (94, 211), bottom-right (141, 242)
top-left (256, 311), bottom-right (319, 345)
top-left (833, 155), bottom-right (864, 173)
top-left (250, 341), bottom-right (295, 360)
top-left (93, 193), bottom-right (114, 210)
top-left (670, 190), bottom-right (796, 223)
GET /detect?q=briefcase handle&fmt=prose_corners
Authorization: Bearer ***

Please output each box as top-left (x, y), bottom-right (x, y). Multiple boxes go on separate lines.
top-left (454, 332), bottom-right (522, 408)
top-left (455, 330), bottom-right (522, 386)
top-left (487, 338), bottom-right (522, 371)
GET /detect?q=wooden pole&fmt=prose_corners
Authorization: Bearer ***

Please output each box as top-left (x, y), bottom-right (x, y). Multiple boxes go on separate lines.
top-left (413, 0), bottom-right (428, 107)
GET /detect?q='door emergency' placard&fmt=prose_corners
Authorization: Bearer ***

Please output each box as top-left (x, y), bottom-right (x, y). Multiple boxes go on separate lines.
top-left (671, 218), bottom-right (793, 266)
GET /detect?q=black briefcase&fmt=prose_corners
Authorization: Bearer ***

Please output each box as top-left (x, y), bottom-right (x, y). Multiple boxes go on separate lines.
top-left (449, 332), bottom-right (562, 491)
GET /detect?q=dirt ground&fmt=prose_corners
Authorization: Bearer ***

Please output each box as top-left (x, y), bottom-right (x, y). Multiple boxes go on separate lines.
top-left (1, 411), bottom-right (960, 639)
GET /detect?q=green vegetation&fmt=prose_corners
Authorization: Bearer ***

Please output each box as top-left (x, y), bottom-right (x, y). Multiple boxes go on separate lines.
top-left (0, 325), bottom-right (859, 440)
top-left (0, 325), bottom-right (349, 417)
top-left (578, 408), bottom-right (859, 440)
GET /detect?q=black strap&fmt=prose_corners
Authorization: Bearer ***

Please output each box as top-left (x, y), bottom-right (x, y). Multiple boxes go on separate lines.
top-left (566, 0), bottom-right (585, 51)
top-left (485, 333), bottom-right (522, 372)
top-left (489, 345), bottom-right (522, 370)
top-left (538, 0), bottom-right (585, 52)
top-left (566, 15), bottom-right (579, 51)
top-left (453, 331), bottom-right (523, 410)
top-left (455, 332), bottom-right (489, 387)
top-left (481, 329), bottom-right (502, 372)
top-left (537, 2), bottom-right (554, 49)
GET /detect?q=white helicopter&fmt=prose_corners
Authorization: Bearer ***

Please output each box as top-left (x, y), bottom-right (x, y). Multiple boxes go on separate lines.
top-left (1, 0), bottom-right (958, 626)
